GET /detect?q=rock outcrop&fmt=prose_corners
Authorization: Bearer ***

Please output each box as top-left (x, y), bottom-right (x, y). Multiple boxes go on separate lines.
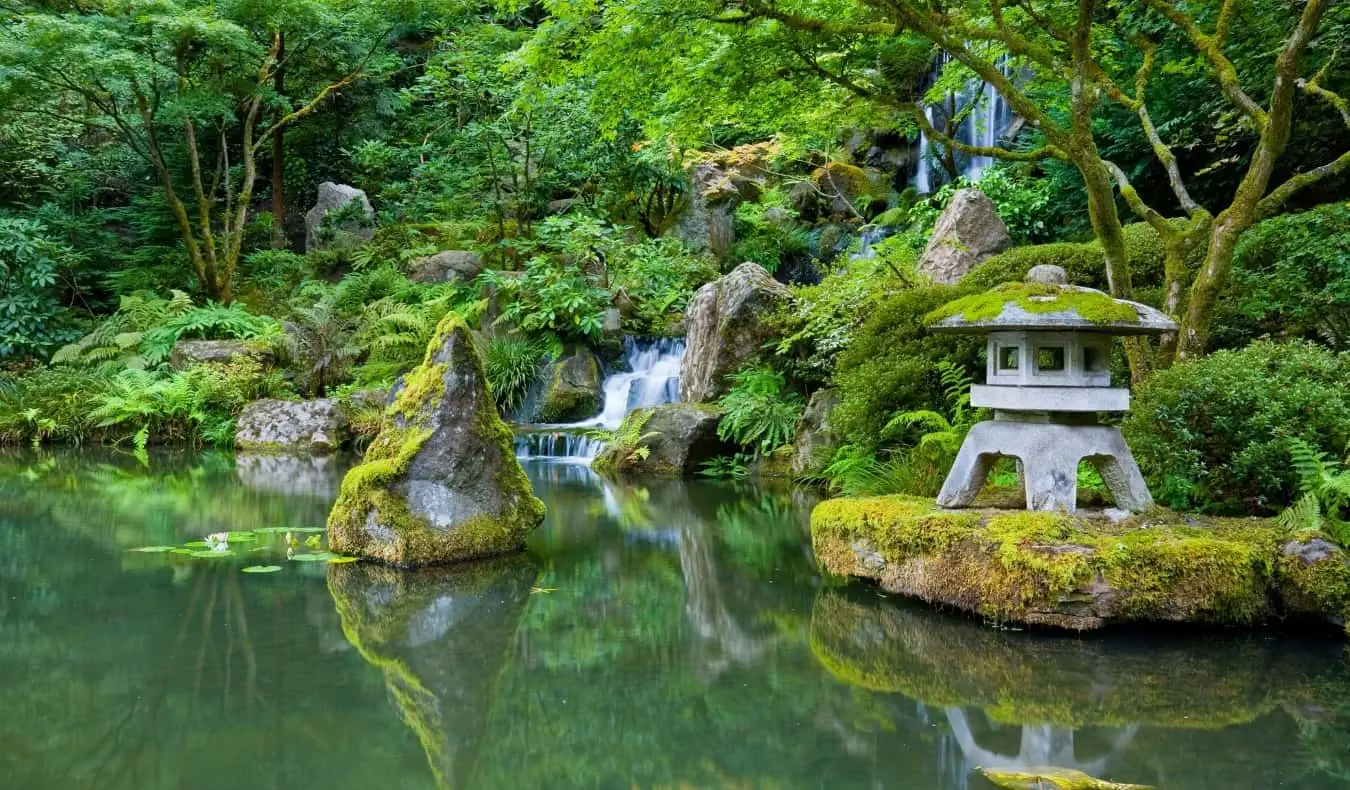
top-left (791, 388), bottom-right (841, 477)
top-left (593, 403), bottom-right (733, 477)
top-left (675, 142), bottom-right (775, 257)
top-left (812, 494), bottom-right (1350, 633)
top-left (681, 262), bottom-right (792, 403)
top-left (917, 188), bottom-right (1011, 284)
top-left (305, 182), bottom-right (375, 253)
top-left (169, 338), bottom-right (269, 371)
top-left (235, 398), bottom-right (350, 453)
top-left (537, 347), bottom-right (603, 423)
top-left (407, 250), bottom-right (484, 284)
top-left (327, 315), bottom-right (545, 566)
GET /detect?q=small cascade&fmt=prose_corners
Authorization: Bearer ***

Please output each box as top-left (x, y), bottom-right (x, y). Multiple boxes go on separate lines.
top-left (911, 52), bottom-right (1016, 192)
top-left (515, 336), bottom-right (685, 463)
top-left (850, 225), bottom-right (894, 262)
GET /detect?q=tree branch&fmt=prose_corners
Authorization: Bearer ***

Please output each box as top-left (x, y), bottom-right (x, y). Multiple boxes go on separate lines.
top-left (1141, 0), bottom-right (1266, 128)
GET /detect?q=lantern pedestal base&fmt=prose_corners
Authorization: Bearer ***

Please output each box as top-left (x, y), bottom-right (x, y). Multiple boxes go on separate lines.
top-left (937, 419), bottom-right (1152, 513)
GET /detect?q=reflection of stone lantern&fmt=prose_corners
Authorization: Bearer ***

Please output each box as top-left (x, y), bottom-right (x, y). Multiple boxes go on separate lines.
top-left (927, 265), bottom-right (1175, 512)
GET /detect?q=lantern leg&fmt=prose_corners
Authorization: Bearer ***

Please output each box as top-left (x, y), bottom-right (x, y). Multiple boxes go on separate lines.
top-left (937, 441), bottom-right (999, 508)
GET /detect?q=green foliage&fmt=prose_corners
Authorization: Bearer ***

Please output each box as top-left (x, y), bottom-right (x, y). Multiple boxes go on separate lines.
top-left (141, 303), bottom-right (278, 366)
top-left (0, 366), bottom-right (111, 444)
top-left (965, 222), bottom-right (1176, 294)
top-left (831, 283), bottom-right (983, 447)
top-left (610, 237), bottom-right (718, 334)
top-left (880, 361), bottom-right (978, 468)
top-left (482, 257), bottom-right (608, 342)
top-left (699, 454), bottom-right (753, 480)
top-left (1276, 439), bottom-right (1350, 548)
top-left (0, 216), bottom-right (78, 359)
top-left (907, 169), bottom-right (1058, 245)
top-left (595, 410), bottom-right (660, 471)
top-left (483, 337), bottom-right (549, 415)
top-left (714, 367), bottom-right (805, 455)
top-left (283, 298), bottom-right (360, 398)
top-left (1215, 202), bottom-right (1350, 351)
top-left (728, 193), bottom-right (810, 273)
top-left (1124, 341), bottom-right (1350, 514)
top-left (772, 255), bottom-right (902, 385)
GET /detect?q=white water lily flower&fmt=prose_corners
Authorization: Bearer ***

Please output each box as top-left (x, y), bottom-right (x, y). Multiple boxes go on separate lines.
top-left (206, 532), bottom-right (230, 552)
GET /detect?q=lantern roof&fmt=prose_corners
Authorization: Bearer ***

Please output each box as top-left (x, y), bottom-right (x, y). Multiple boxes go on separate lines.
top-left (926, 265), bottom-right (1177, 336)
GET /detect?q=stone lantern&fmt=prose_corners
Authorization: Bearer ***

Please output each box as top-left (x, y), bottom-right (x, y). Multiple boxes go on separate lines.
top-left (926, 265), bottom-right (1176, 513)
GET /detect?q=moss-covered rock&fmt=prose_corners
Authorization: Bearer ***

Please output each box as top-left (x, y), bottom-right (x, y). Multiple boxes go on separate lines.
top-left (811, 495), bottom-right (1349, 632)
top-left (593, 403), bottom-right (733, 477)
top-left (537, 346), bottom-right (602, 423)
top-left (327, 315), bottom-right (545, 566)
top-left (925, 281), bottom-right (1141, 326)
top-left (980, 767), bottom-right (1153, 790)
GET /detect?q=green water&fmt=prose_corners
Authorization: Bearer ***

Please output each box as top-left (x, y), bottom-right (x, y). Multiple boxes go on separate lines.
top-left (1, 449), bottom-right (1348, 789)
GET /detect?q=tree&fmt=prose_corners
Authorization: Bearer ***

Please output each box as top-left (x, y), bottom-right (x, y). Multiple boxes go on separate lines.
top-left (714, 0), bottom-right (1349, 368)
top-left (0, 0), bottom-right (389, 302)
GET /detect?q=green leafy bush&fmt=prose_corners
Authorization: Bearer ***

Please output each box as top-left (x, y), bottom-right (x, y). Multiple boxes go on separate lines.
top-left (831, 283), bottom-right (984, 447)
top-left (715, 367), bottom-right (805, 455)
top-left (610, 237), bottom-right (717, 334)
top-left (964, 222), bottom-right (1173, 293)
top-left (0, 217), bottom-right (79, 359)
top-left (906, 169), bottom-right (1057, 245)
top-left (728, 192), bottom-right (809, 273)
top-left (772, 255), bottom-right (900, 385)
top-left (1123, 340), bottom-right (1350, 514)
top-left (282, 298), bottom-right (360, 397)
top-left (0, 366), bottom-right (111, 444)
top-left (482, 257), bottom-right (608, 342)
top-left (1213, 202), bottom-right (1350, 351)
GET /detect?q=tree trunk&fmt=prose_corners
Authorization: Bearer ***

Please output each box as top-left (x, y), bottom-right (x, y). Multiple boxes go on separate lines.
top-left (271, 31), bottom-right (286, 249)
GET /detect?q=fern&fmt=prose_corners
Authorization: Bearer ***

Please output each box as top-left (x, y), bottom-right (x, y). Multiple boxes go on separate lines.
top-left (880, 360), bottom-right (977, 466)
top-left (602, 410), bottom-right (660, 468)
top-left (1278, 438), bottom-right (1350, 547)
top-left (715, 366), bottom-right (805, 455)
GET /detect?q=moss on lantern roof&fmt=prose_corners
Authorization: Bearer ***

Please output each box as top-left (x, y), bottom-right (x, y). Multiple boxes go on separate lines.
top-left (926, 282), bottom-right (1142, 327)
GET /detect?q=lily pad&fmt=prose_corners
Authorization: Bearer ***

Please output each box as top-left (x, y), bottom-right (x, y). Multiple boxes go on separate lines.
top-left (224, 531), bottom-right (256, 541)
top-left (241, 565), bottom-right (283, 574)
top-left (254, 527), bottom-right (292, 534)
top-left (183, 540), bottom-right (209, 549)
top-left (327, 556), bottom-right (359, 564)
top-left (290, 552), bottom-right (340, 562)
top-left (189, 549), bottom-right (235, 559)
top-left (169, 548), bottom-right (194, 555)
top-left (288, 527), bottom-right (326, 534)
top-left (129, 545), bottom-right (177, 553)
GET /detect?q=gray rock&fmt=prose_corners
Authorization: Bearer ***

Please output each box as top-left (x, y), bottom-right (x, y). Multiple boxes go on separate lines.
top-left (681, 262), bottom-right (792, 403)
top-left (791, 388), bottom-right (841, 477)
top-left (917, 188), bottom-right (1011, 284)
top-left (304, 182), bottom-right (375, 253)
top-left (235, 398), bottom-right (349, 454)
top-left (407, 250), bottom-right (484, 284)
top-left (327, 317), bottom-right (545, 566)
top-left (1025, 263), bottom-right (1069, 285)
top-left (169, 339), bottom-right (270, 371)
top-left (594, 403), bottom-right (734, 477)
top-left (674, 153), bottom-right (771, 257)
top-left (538, 346), bottom-right (603, 423)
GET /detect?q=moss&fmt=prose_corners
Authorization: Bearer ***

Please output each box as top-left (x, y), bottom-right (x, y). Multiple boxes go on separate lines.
top-left (980, 768), bottom-right (1153, 790)
top-left (327, 313), bottom-right (545, 566)
top-left (811, 496), bottom-right (1306, 629)
top-left (925, 282), bottom-right (1141, 326)
top-left (1277, 543), bottom-right (1350, 627)
top-left (537, 356), bottom-right (601, 423)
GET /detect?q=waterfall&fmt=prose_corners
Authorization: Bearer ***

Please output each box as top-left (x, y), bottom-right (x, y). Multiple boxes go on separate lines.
top-left (515, 336), bottom-right (685, 463)
top-left (850, 225), bottom-right (894, 262)
top-left (911, 52), bottom-right (1015, 192)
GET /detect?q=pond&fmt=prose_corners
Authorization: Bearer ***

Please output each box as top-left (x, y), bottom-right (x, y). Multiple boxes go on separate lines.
top-left (1, 448), bottom-right (1347, 789)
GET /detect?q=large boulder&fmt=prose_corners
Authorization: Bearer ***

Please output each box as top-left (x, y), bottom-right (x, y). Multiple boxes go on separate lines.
top-left (236, 398), bottom-right (350, 453)
top-left (681, 262), bottom-right (792, 403)
top-left (674, 142), bottom-right (776, 258)
top-left (407, 250), bottom-right (484, 284)
top-left (169, 338), bottom-right (269, 371)
top-left (537, 347), bottom-right (603, 423)
top-left (327, 315), bottom-right (545, 566)
top-left (304, 182), bottom-right (375, 253)
top-left (791, 388), bottom-right (841, 478)
top-left (917, 188), bottom-right (1011, 284)
top-left (593, 403), bottom-right (733, 477)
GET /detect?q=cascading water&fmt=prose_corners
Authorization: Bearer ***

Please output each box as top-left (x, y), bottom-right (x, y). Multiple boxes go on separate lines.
top-left (514, 336), bottom-right (685, 463)
top-left (911, 52), bottom-right (1016, 192)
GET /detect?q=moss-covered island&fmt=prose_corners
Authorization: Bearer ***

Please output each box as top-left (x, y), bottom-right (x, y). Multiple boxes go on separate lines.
top-left (327, 314), bottom-right (545, 566)
top-left (811, 495), bottom-right (1350, 633)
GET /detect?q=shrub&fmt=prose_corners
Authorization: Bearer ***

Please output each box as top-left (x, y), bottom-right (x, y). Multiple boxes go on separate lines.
top-left (715, 367), bottom-right (805, 455)
top-left (907, 169), bottom-right (1058, 245)
top-left (831, 283), bottom-right (984, 447)
top-left (1123, 340), bottom-right (1350, 514)
top-left (965, 221), bottom-right (1176, 293)
top-left (0, 216), bottom-right (79, 359)
top-left (0, 365), bottom-right (111, 444)
top-left (1213, 202), bottom-right (1350, 351)
top-left (771, 255), bottom-right (899, 385)
top-left (610, 237), bottom-right (718, 334)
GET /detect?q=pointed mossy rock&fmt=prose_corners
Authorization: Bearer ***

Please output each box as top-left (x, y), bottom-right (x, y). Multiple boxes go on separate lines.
top-left (327, 315), bottom-right (545, 566)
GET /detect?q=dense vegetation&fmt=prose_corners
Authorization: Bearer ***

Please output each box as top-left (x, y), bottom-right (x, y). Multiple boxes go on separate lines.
top-left (1, 0), bottom-right (1348, 529)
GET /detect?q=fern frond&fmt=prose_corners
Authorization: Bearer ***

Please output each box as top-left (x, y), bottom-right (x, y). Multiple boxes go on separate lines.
top-left (1276, 492), bottom-right (1323, 533)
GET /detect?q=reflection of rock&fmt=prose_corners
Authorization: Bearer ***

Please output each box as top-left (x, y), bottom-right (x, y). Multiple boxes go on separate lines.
top-left (235, 453), bottom-right (351, 499)
top-left (328, 559), bottom-right (538, 789)
top-left (328, 316), bottom-right (545, 566)
top-left (681, 262), bottom-right (792, 403)
top-left (980, 766), bottom-right (1153, 790)
top-left (808, 589), bottom-right (1345, 729)
top-left (235, 398), bottom-right (350, 453)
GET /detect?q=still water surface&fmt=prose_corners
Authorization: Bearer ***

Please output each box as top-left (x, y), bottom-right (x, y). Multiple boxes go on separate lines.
top-left (1, 449), bottom-right (1347, 789)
